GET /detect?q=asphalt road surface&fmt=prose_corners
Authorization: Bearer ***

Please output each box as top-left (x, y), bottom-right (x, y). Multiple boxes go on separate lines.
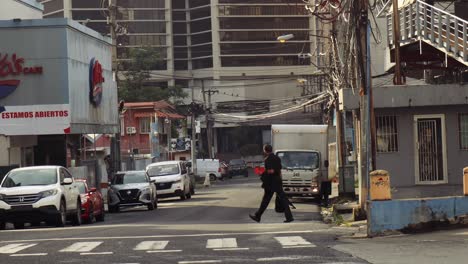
top-left (0, 175), bottom-right (368, 264)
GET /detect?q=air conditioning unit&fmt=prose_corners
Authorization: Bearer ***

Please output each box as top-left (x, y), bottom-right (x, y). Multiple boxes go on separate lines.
top-left (126, 126), bottom-right (136, 135)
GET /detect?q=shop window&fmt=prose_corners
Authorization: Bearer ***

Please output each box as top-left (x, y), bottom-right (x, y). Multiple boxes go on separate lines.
top-left (140, 117), bottom-right (151, 134)
top-left (459, 114), bottom-right (468, 150)
top-left (376, 116), bottom-right (398, 153)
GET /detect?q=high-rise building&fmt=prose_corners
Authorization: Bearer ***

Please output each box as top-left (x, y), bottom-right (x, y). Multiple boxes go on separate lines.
top-left (39, 0), bottom-right (329, 156)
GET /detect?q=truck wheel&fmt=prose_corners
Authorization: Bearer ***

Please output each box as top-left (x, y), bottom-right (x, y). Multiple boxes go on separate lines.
top-left (71, 201), bottom-right (82, 226)
top-left (56, 201), bottom-right (66, 227)
top-left (209, 174), bottom-right (217, 181)
top-left (13, 222), bottom-right (24, 229)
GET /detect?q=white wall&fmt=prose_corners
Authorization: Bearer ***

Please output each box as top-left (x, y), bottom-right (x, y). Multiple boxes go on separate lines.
top-left (0, 0), bottom-right (43, 20)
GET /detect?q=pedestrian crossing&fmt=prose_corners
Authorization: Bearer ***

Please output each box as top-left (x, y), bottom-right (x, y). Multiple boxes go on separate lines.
top-left (0, 236), bottom-right (317, 256)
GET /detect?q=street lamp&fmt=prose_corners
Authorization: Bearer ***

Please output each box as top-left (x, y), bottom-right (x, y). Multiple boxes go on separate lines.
top-left (277, 34), bottom-right (294, 43)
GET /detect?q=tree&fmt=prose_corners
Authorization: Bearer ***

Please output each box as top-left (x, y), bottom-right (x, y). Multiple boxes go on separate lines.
top-left (118, 47), bottom-right (187, 103)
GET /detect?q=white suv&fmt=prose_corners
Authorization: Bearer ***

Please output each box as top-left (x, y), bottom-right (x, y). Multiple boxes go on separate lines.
top-left (146, 161), bottom-right (193, 201)
top-left (0, 166), bottom-right (82, 229)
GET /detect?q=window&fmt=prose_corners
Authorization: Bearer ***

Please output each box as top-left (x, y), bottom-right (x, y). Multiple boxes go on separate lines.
top-left (376, 116), bottom-right (398, 153)
top-left (459, 114), bottom-right (468, 149)
top-left (139, 117), bottom-right (151, 134)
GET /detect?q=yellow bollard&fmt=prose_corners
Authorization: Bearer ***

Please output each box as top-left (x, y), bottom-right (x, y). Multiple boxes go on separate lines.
top-left (463, 167), bottom-right (468, 196)
top-left (370, 170), bottom-right (391, 201)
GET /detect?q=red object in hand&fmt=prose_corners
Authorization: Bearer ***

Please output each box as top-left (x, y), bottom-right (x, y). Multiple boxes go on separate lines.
top-left (254, 166), bottom-right (265, 175)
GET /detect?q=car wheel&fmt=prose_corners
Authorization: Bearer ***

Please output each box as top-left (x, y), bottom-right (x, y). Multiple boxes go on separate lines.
top-left (179, 191), bottom-right (187, 200)
top-left (71, 201), bottom-right (82, 226)
top-left (209, 174), bottom-right (217, 182)
top-left (147, 201), bottom-right (155, 211)
top-left (95, 203), bottom-right (105, 222)
top-left (109, 205), bottom-right (119, 213)
top-left (0, 222), bottom-right (5, 230)
top-left (153, 197), bottom-right (158, 209)
top-left (85, 204), bottom-right (94, 224)
top-left (31, 221), bottom-right (41, 227)
top-left (56, 201), bottom-right (66, 227)
top-left (186, 191), bottom-right (192, 199)
top-left (13, 222), bottom-right (24, 229)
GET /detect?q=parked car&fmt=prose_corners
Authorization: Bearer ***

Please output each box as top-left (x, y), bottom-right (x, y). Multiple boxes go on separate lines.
top-left (146, 161), bottom-right (193, 200)
top-left (228, 159), bottom-right (249, 177)
top-left (108, 171), bottom-right (157, 213)
top-left (0, 166), bottom-right (82, 229)
top-left (75, 179), bottom-right (105, 223)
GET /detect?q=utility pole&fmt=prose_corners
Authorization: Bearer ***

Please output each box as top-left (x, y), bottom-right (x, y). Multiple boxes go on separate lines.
top-left (108, 0), bottom-right (121, 173)
top-left (203, 87), bottom-right (219, 159)
top-left (392, 0), bottom-right (404, 85)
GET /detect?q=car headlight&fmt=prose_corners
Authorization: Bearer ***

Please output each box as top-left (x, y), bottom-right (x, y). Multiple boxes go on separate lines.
top-left (141, 187), bottom-right (151, 193)
top-left (40, 189), bottom-right (58, 198)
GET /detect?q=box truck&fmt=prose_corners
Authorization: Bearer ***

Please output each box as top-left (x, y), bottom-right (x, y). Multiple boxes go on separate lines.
top-left (271, 124), bottom-right (329, 197)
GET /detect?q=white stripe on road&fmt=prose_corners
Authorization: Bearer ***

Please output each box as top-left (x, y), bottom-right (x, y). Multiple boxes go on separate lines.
top-left (147, 250), bottom-right (182, 253)
top-left (0, 243), bottom-right (37, 254)
top-left (11, 253), bottom-right (47, 257)
top-left (274, 236), bottom-right (314, 247)
top-left (178, 261), bottom-right (222, 264)
top-left (60, 242), bottom-right (103, 252)
top-left (80, 252), bottom-right (113, 255)
top-left (206, 238), bottom-right (237, 249)
top-left (134, 241), bottom-right (169, 251)
top-left (283, 245), bottom-right (316, 248)
top-left (257, 256), bottom-right (309, 261)
top-left (212, 248), bottom-right (249, 251)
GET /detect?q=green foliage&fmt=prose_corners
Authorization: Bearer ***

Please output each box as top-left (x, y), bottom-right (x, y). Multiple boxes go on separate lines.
top-left (118, 47), bottom-right (187, 103)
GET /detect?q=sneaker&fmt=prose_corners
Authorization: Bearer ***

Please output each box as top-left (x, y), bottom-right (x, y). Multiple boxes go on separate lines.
top-left (249, 214), bottom-right (261, 223)
top-left (283, 218), bottom-right (294, 223)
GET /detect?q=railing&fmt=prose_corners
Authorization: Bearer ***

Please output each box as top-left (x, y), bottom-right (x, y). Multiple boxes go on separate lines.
top-left (387, 0), bottom-right (468, 65)
top-left (375, 0), bottom-right (393, 18)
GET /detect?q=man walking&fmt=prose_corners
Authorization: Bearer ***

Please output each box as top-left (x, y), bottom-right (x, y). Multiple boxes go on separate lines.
top-left (250, 144), bottom-right (294, 223)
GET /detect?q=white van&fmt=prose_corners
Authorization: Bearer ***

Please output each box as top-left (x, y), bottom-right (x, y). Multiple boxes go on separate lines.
top-left (189, 159), bottom-right (222, 181)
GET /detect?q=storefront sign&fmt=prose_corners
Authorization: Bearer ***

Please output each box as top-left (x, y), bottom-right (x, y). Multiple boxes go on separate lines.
top-left (89, 57), bottom-right (104, 107)
top-left (0, 104), bottom-right (71, 135)
top-left (0, 53), bottom-right (43, 99)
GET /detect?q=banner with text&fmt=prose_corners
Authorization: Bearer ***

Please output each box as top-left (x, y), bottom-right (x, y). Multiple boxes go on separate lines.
top-left (0, 104), bottom-right (71, 135)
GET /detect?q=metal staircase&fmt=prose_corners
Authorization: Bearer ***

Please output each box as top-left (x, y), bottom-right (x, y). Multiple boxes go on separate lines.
top-left (386, 0), bottom-right (468, 66)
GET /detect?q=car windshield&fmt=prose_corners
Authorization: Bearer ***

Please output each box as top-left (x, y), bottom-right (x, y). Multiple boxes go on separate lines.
top-left (76, 182), bottom-right (87, 194)
top-left (147, 164), bottom-right (180, 177)
top-left (1, 168), bottom-right (57, 187)
top-left (230, 159), bottom-right (244, 165)
top-left (112, 172), bottom-right (147, 184)
top-left (277, 151), bottom-right (320, 170)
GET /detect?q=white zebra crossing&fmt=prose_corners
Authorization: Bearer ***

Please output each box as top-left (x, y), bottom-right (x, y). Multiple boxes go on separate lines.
top-left (0, 235), bottom-right (315, 256)
top-left (206, 238), bottom-right (249, 251)
top-left (59, 242), bottom-right (104, 252)
top-left (274, 236), bottom-right (316, 248)
top-left (0, 243), bottom-right (37, 254)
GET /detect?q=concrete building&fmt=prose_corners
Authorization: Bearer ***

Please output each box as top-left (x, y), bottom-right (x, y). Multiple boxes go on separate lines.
top-left (0, 0), bottom-right (43, 20)
top-left (0, 19), bottom-right (118, 182)
top-left (38, 0), bottom-right (329, 159)
top-left (338, 0), bottom-right (468, 199)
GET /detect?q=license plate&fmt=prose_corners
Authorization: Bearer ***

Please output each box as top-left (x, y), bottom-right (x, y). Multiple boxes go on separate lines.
top-left (11, 205), bottom-right (33, 211)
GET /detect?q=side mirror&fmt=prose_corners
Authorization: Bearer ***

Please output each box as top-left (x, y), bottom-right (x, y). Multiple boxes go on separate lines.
top-left (62, 178), bottom-right (73, 185)
top-left (324, 160), bottom-right (329, 168)
top-left (90, 187), bottom-right (97, 193)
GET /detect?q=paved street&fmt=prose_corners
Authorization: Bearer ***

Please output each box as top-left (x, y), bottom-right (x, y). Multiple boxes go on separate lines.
top-left (0, 176), bottom-right (367, 264)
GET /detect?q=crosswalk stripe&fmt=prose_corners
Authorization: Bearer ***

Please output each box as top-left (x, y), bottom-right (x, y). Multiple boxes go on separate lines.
top-left (11, 253), bottom-right (48, 257)
top-left (0, 243), bottom-right (37, 254)
top-left (60, 242), bottom-right (103, 252)
top-left (274, 236), bottom-right (315, 247)
top-left (206, 238), bottom-right (237, 249)
top-left (134, 241), bottom-right (169, 251)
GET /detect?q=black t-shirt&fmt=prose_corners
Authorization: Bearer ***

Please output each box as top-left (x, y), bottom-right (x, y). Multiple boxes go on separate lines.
top-left (261, 153), bottom-right (282, 191)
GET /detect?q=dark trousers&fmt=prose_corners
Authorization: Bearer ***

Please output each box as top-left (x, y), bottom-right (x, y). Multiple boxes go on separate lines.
top-left (256, 188), bottom-right (293, 220)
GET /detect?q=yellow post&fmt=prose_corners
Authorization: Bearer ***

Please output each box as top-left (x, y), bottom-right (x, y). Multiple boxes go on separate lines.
top-left (370, 170), bottom-right (391, 201)
top-left (463, 167), bottom-right (468, 196)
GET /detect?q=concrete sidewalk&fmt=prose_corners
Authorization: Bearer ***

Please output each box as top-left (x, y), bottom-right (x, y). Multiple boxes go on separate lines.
top-left (334, 227), bottom-right (468, 264)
